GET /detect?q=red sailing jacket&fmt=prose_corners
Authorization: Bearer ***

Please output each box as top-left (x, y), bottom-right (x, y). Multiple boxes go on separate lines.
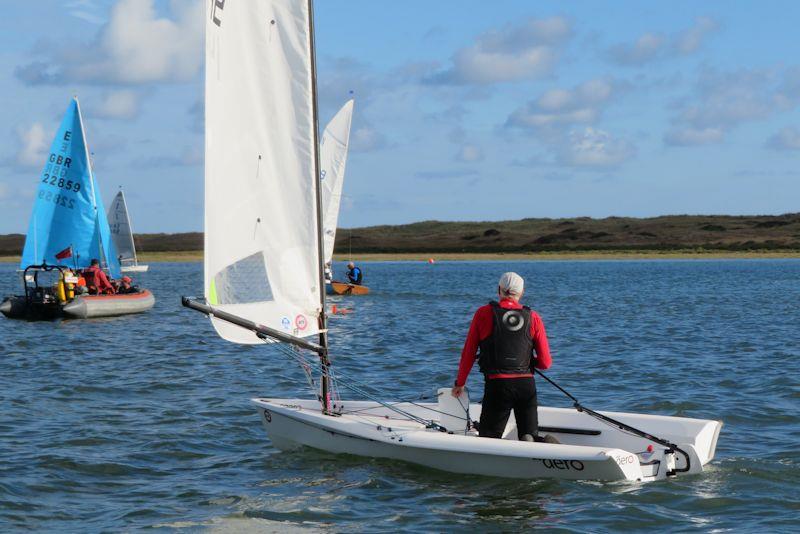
top-left (83, 265), bottom-right (115, 295)
top-left (456, 298), bottom-right (552, 387)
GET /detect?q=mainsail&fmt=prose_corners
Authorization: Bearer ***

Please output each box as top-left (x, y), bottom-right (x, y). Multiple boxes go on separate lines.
top-left (320, 99), bottom-right (354, 265)
top-left (108, 190), bottom-right (138, 265)
top-left (21, 98), bottom-right (120, 278)
top-left (204, 0), bottom-right (324, 344)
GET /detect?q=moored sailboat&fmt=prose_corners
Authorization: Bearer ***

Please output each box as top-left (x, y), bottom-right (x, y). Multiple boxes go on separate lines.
top-left (183, 0), bottom-right (721, 482)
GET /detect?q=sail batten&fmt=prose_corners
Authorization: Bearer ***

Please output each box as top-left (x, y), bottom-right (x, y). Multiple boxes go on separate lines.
top-left (205, 0), bottom-right (322, 344)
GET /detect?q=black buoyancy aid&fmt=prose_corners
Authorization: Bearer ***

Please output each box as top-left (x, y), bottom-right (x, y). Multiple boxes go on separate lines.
top-left (478, 301), bottom-right (535, 375)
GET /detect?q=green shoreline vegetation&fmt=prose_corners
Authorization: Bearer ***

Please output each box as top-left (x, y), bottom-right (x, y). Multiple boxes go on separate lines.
top-left (2, 214), bottom-right (799, 263)
top-left (2, 249), bottom-right (800, 264)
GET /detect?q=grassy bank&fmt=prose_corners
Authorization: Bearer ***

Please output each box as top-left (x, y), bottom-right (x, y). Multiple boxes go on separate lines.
top-left (335, 250), bottom-right (800, 261)
top-left (3, 214), bottom-right (800, 258)
top-left (0, 251), bottom-right (205, 263)
top-left (335, 214), bottom-right (800, 254)
top-left (4, 249), bottom-right (800, 264)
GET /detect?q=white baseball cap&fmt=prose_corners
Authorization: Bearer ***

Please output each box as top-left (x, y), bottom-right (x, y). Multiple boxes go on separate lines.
top-left (498, 272), bottom-right (524, 296)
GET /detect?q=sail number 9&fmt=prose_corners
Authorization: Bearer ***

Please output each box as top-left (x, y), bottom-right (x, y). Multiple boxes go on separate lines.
top-left (41, 173), bottom-right (81, 193)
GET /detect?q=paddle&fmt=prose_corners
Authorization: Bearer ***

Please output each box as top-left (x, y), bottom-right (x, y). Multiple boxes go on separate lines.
top-left (534, 368), bottom-right (691, 475)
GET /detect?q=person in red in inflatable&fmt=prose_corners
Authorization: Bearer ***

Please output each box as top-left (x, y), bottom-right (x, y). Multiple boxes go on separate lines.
top-left (116, 276), bottom-right (138, 294)
top-left (452, 272), bottom-right (557, 443)
top-left (83, 259), bottom-right (115, 295)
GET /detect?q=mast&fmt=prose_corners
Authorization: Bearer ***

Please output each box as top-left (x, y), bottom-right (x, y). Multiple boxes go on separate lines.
top-left (75, 97), bottom-right (104, 266)
top-left (307, 0), bottom-right (332, 414)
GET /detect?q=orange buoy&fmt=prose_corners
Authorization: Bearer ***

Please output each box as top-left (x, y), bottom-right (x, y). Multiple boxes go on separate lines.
top-left (330, 304), bottom-right (351, 315)
top-left (428, 258), bottom-right (435, 264)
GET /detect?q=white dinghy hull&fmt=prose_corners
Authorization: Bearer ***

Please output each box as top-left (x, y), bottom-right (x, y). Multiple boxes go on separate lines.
top-left (121, 264), bottom-right (149, 273)
top-left (252, 397), bottom-right (722, 483)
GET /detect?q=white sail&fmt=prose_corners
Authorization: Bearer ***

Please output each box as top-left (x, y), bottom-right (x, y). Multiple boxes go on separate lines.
top-left (205, 0), bottom-right (322, 344)
top-left (320, 99), bottom-right (354, 265)
top-left (108, 190), bottom-right (137, 264)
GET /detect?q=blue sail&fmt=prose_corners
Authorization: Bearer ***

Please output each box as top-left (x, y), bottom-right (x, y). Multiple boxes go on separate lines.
top-left (20, 98), bottom-right (119, 277)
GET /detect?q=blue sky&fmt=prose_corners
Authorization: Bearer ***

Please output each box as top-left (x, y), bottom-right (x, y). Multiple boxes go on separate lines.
top-left (1, 0), bottom-right (799, 233)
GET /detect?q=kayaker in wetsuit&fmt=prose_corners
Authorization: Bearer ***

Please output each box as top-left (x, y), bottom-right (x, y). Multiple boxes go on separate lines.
top-left (346, 262), bottom-right (363, 285)
top-left (83, 259), bottom-right (115, 295)
top-left (452, 272), bottom-right (556, 442)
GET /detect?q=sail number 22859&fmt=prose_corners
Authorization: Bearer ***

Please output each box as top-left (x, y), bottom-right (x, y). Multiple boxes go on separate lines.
top-left (41, 173), bottom-right (81, 193)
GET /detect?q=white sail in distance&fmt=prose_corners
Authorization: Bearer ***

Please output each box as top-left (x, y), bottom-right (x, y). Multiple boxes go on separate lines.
top-left (204, 0), bottom-right (323, 344)
top-left (320, 99), bottom-right (354, 265)
top-left (108, 190), bottom-right (137, 264)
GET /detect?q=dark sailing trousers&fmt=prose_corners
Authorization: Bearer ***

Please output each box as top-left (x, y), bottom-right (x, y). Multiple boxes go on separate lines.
top-left (478, 376), bottom-right (538, 439)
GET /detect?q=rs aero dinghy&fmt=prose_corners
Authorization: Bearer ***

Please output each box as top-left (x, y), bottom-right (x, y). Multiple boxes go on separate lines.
top-left (183, 0), bottom-right (722, 483)
top-left (1, 98), bottom-right (154, 320)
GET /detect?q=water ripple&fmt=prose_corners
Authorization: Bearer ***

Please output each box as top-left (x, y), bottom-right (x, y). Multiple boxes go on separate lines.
top-left (1, 260), bottom-right (799, 531)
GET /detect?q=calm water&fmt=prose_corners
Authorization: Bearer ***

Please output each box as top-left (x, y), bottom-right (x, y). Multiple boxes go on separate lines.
top-left (1, 260), bottom-right (799, 532)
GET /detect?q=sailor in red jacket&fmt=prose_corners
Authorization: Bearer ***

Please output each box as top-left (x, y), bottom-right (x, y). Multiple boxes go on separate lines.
top-left (452, 272), bottom-right (556, 442)
top-left (83, 259), bottom-right (115, 295)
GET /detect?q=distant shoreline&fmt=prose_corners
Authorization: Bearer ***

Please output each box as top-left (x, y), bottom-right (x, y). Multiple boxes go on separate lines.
top-left (3, 249), bottom-right (800, 264)
top-left (2, 214), bottom-right (799, 260)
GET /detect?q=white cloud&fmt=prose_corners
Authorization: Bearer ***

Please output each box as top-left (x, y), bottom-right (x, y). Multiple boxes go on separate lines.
top-left (140, 144), bottom-right (202, 168)
top-left (675, 17), bottom-right (718, 54)
top-left (506, 78), bottom-right (618, 132)
top-left (16, 0), bottom-right (203, 86)
top-left (426, 17), bottom-right (572, 85)
top-left (664, 127), bottom-right (724, 146)
top-left (607, 17), bottom-right (718, 66)
top-left (504, 79), bottom-right (632, 169)
top-left (559, 127), bottom-right (635, 169)
top-left (455, 144), bottom-right (484, 162)
top-left (766, 127), bottom-right (800, 151)
top-left (665, 67), bottom-right (800, 146)
top-left (67, 0), bottom-right (107, 25)
top-left (90, 90), bottom-right (142, 120)
top-left (350, 126), bottom-right (387, 152)
top-left (608, 33), bottom-right (665, 66)
top-left (15, 123), bottom-right (49, 168)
